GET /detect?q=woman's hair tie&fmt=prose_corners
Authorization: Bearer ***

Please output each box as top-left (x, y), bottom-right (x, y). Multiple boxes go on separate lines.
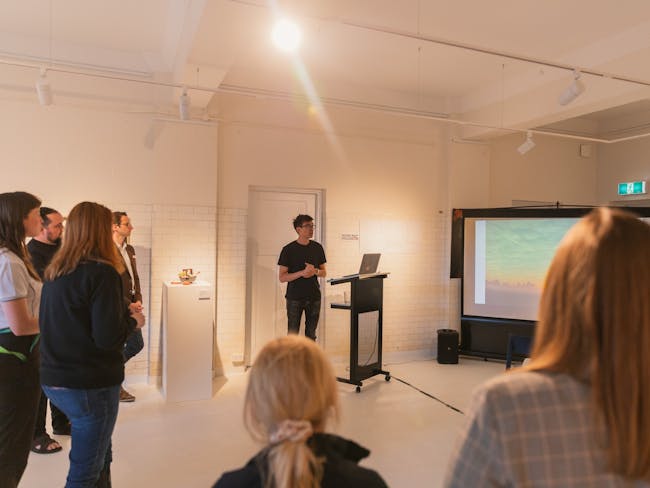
top-left (269, 419), bottom-right (313, 444)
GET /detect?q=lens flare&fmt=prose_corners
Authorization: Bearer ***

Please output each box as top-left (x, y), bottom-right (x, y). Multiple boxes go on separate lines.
top-left (272, 19), bottom-right (301, 52)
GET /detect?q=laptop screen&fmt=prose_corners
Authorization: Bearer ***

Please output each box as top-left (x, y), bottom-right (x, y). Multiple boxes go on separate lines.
top-left (359, 253), bottom-right (381, 274)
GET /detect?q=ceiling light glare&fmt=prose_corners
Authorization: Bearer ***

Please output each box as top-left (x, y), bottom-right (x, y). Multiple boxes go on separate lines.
top-left (517, 131), bottom-right (536, 155)
top-left (272, 19), bottom-right (301, 52)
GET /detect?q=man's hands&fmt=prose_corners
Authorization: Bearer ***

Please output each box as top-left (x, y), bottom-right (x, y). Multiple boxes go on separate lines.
top-left (302, 263), bottom-right (318, 278)
top-left (129, 301), bottom-right (143, 314)
top-left (279, 263), bottom-right (323, 282)
top-left (129, 301), bottom-right (146, 329)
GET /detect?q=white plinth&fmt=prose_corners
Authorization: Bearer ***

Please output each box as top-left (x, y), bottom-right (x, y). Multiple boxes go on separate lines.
top-left (162, 280), bottom-right (213, 402)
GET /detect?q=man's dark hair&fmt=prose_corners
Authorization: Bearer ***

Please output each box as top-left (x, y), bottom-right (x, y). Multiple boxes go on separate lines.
top-left (40, 207), bottom-right (59, 226)
top-left (293, 214), bottom-right (314, 230)
top-left (112, 211), bottom-right (128, 226)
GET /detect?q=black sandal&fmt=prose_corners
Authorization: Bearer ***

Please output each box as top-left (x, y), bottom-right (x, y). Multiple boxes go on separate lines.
top-left (31, 434), bottom-right (63, 454)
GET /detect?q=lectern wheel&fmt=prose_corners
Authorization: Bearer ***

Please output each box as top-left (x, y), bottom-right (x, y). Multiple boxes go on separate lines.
top-left (355, 386), bottom-right (361, 393)
top-left (385, 375), bottom-right (391, 382)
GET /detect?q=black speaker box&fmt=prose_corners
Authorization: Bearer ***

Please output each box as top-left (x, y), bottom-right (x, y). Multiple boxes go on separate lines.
top-left (437, 329), bottom-right (459, 364)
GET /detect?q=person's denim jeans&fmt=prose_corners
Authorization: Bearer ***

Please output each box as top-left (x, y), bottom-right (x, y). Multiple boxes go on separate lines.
top-left (34, 387), bottom-right (70, 437)
top-left (286, 298), bottom-right (321, 340)
top-left (43, 384), bottom-right (120, 488)
top-left (123, 329), bottom-right (144, 363)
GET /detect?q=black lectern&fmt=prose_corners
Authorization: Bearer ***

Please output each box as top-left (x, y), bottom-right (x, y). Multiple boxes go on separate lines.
top-left (329, 273), bottom-right (390, 392)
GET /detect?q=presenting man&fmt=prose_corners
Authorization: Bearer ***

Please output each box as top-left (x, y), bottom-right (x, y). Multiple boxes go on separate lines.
top-left (112, 211), bottom-right (143, 402)
top-left (28, 207), bottom-right (70, 454)
top-left (278, 214), bottom-right (326, 340)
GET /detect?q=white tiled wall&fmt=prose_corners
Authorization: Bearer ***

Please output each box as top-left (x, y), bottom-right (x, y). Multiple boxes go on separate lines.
top-left (214, 208), bottom-right (247, 375)
top-left (210, 207), bottom-right (454, 373)
top-left (322, 210), bottom-right (451, 362)
top-left (149, 204), bottom-right (217, 378)
top-left (108, 202), bottom-right (217, 381)
top-left (110, 202), bottom-right (453, 381)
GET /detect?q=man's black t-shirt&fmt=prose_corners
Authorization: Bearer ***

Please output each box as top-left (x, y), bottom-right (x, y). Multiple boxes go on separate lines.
top-left (278, 240), bottom-right (326, 300)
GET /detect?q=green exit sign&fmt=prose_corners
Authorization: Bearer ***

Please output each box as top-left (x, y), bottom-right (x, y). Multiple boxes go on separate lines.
top-left (618, 181), bottom-right (646, 196)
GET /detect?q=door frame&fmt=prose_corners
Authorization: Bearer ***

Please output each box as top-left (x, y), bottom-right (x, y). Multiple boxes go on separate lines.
top-left (245, 185), bottom-right (326, 365)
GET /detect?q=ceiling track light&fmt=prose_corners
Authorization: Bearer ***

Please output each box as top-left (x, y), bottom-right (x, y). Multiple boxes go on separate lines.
top-left (35, 67), bottom-right (53, 106)
top-left (5, 58), bottom-right (649, 146)
top-left (179, 86), bottom-right (191, 120)
top-left (558, 70), bottom-right (586, 106)
top-left (517, 131), bottom-right (536, 155)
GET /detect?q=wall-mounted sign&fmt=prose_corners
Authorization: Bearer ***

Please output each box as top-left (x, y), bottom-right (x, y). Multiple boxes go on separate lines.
top-left (618, 181), bottom-right (646, 196)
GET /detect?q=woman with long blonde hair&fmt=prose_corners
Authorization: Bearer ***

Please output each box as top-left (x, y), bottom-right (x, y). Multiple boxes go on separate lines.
top-left (0, 191), bottom-right (43, 487)
top-left (214, 335), bottom-right (387, 488)
top-left (445, 207), bottom-right (650, 487)
top-left (40, 202), bottom-right (145, 487)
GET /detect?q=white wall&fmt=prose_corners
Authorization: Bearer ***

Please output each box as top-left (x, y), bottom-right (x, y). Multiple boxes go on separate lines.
top-left (0, 99), bottom-right (218, 378)
top-left (2, 94), bottom-right (615, 380)
top-left (215, 112), bottom-right (455, 371)
top-left (488, 133), bottom-right (598, 207)
top-left (0, 100), bottom-right (217, 209)
top-left (449, 141), bottom-right (491, 209)
top-left (597, 137), bottom-right (650, 204)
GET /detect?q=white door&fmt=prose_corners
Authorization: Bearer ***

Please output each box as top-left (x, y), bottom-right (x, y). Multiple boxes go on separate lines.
top-left (247, 189), bottom-right (322, 365)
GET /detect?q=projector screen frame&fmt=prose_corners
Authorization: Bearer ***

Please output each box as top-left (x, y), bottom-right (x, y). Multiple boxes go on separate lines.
top-left (450, 206), bottom-right (650, 359)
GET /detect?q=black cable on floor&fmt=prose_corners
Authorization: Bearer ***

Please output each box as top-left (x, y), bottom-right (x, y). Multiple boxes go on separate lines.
top-left (392, 376), bottom-right (464, 415)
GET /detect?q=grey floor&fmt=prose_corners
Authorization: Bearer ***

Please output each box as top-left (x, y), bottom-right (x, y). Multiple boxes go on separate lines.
top-left (21, 357), bottom-right (506, 487)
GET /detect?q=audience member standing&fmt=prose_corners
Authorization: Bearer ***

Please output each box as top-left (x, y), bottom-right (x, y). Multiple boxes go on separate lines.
top-left (0, 191), bottom-right (43, 487)
top-left (111, 211), bottom-right (143, 402)
top-left (40, 202), bottom-right (145, 487)
top-left (26, 207), bottom-right (64, 276)
top-left (28, 207), bottom-right (70, 454)
top-left (213, 335), bottom-right (388, 488)
top-left (445, 208), bottom-right (650, 487)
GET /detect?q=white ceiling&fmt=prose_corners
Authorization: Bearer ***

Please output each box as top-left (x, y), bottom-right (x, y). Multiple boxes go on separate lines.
top-left (2, 0), bottom-right (650, 140)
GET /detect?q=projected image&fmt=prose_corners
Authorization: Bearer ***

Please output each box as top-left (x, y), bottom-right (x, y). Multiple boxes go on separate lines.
top-left (460, 212), bottom-right (650, 324)
top-left (483, 219), bottom-right (577, 318)
top-left (464, 217), bottom-right (579, 321)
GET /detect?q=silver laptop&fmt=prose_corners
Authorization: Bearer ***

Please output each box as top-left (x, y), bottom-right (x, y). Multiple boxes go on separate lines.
top-left (358, 253), bottom-right (381, 275)
top-left (342, 253), bottom-right (381, 278)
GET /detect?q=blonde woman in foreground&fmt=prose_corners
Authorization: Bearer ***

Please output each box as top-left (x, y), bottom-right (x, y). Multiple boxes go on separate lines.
top-left (213, 335), bottom-right (388, 488)
top-left (445, 208), bottom-right (650, 487)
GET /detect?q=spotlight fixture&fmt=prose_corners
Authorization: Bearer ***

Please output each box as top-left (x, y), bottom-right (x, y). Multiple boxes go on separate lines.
top-left (517, 131), bottom-right (536, 155)
top-left (35, 67), bottom-right (53, 106)
top-left (179, 87), bottom-right (190, 121)
top-left (558, 70), bottom-right (585, 106)
top-left (272, 19), bottom-right (301, 52)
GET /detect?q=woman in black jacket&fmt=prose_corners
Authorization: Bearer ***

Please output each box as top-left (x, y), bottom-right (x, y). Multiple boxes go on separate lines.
top-left (40, 202), bottom-right (145, 487)
top-left (213, 335), bottom-right (388, 488)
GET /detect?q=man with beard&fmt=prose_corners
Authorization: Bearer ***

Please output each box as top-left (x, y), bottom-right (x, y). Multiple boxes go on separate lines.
top-left (27, 207), bottom-right (70, 454)
top-left (112, 211), bottom-right (144, 402)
